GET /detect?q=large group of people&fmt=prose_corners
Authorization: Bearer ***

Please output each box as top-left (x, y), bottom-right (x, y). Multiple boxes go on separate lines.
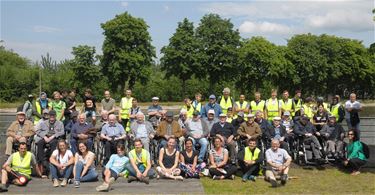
top-left (0, 88), bottom-right (368, 192)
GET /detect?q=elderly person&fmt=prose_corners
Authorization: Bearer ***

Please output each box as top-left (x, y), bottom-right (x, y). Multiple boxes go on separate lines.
top-left (185, 111), bottom-right (209, 163)
top-left (5, 111), bottom-right (35, 157)
top-left (178, 109), bottom-right (189, 136)
top-left (101, 90), bottom-right (116, 114)
top-left (218, 87), bottom-right (234, 115)
top-left (156, 111), bottom-right (183, 149)
top-left (237, 114), bottom-right (262, 143)
top-left (70, 113), bottom-right (95, 154)
top-left (147, 97), bottom-right (165, 127)
top-left (320, 115), bottom-right (345, 159)
top-left (203, 109), bottom-right (219, 132)
top-left (201, 95), bottom-right (222, 119)
top-left (130, 112), bottom-right (155, 151)
top-left (265, 117), bottom-right (289, 152)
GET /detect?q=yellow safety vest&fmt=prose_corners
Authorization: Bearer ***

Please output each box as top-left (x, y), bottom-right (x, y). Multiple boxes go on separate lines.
top-left (192, 101), bottom-right (202, 112)
top-left (235, 101), bottom-right (249, 114)
top-left (293, 98), bottom-right (302, 116)
top-left (12, 151), bottom-right (32, 178)
top-left (219, 96), bottom-right (233, 114)
top-left (266, 98), bottom-right (279, 121)
top-left (120, 97), bottom-right (133, 119)
top-left (250, 100), bottom-right (265, 115)
top-left (226, 117), bottom-right (233, 123)
top-left (279, 99), bottom-right (294, 113)
top-left (34, 101), bottom-right (42, 124)
top-left (303, 104), bottom-right (314, 118)
top-left (330, 103), bottom-right (341, 119)
top-left (244, 147), bottom-right (261, 161)
top-left (130, 149), bottom-right (148, 167)
top-left (181, 105), bottom-right (194, 118)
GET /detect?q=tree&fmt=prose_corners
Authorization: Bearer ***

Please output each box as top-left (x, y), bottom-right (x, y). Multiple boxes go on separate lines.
top-left (100, 12), bottom-right (155, 91)
top-left (160, 18), bottom-right (200, 96)
top-left (196, 14), bottom-right (241, 92)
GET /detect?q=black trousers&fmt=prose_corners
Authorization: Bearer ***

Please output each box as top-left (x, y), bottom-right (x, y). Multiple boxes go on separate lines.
top-left (239, 161), bottom-right (261, 176)
top-left (348, 158), bottom-right (366, 172)
top-left (36, 138), bottom-right (58, 163)
top-left (104, 140), bottom-right (125, 161)
top-left (209, 164), bottom-right (237, 179)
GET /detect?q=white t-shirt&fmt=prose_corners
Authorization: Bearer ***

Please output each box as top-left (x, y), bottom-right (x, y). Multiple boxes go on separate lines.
top-left (51, 149), bottom-right (73, 164)
top-left (345, 100), bottom-right (362, 118)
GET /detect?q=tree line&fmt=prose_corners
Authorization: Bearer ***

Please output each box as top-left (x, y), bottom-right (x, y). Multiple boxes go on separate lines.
top-left (0, 12), bottom-right (374, 103)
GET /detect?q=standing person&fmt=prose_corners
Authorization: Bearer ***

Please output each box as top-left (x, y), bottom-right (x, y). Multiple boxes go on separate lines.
top-left (208, 136), bottom-right (237, 180)
top-left (83, 88), bottom-right (97, 109)
top-left (101, 90), bottom-right (116, 114)
top-left (185, 111), bottom-right (209, 163)
top-left (330, 95), bottom-right (345, 123)
top-left (343, 129), bottom-right (367, 175)
top-left (49, 140), bottom-right (74, 187)
top-left (129, 98), bottom-right (141, 123)
top-left (34, 92), bottom-right (50, 125)
top-left (302, 97), bottom-right (315, 120)
top-left (147, 97), bottom-right (165, 127)
top-left (21, 94), bottom-right (34, 121)
top-left (179, 139), bottom-right (206, 178)
top-left (65, 90), bottom-right (77, 114)
top-left (265, 89), bottom-right (281, 122)
top-left (156, 137), bottom-right (183, 180)
top-left (218, 87), bottom-right (234, 115)
top-left (192, 93), bottom-right (203, 113)
top-left (238, 138), bottom-right (263, 182)
top-left (119, 89), bottom-right (133, 130)
top-left (201, 95), bottom-right (222, 119)
top-left (82, 99), bottom-right (96, 125)
top-left (345, 93), bottom-right (362, 137)
top-left (292, 89), bottom-right (303, 118)
top-left (73, 141), bottom-right (98, 188)
top-left (48, 91), bottom-right (66, 121)
top-left (279, 90), bottom-right (294, 116)
top-left (234, 94), bottom-right (250, 115)
top-left (250, 92), bottom-right (265, 115)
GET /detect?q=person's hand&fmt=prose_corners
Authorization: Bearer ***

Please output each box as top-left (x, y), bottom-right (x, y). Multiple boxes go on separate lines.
top-left (43, 136), bottom-right (50, 143)
top-left (136, 171), bottom-right (143, 178)
top-left (280, 137), bottom-right (285, 142)
top-left (344, 160), bottom-right (349, 166)
top-left (227, 137), bottom-right (233, 144)
top-left (15, 135), bottom-right (21, 140)
top-left (191, 166), bottom-right (196, 172)
top-left (142, 172), bottom-right (148, 177)
top-left (316, 132), bottom-right (320, 136)
top-left (246, 134), bottom-right (251, 139)
top-left (5, 166), bottom-right (12, 172)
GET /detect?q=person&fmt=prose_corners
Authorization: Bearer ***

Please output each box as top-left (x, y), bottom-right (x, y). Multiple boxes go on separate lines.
top-left (192, 93), bottom-right (203, 113)
top-left (237, 114), bottom-right (262, 146)
top-left (255, 111), bottom-right (272, 135)
top-left (101, 90), bottom-right (116, 114)
top-left (21, 94), bottom-right (34, 121)
top-left (129, 112), bottom-right (155, 151)
top-left (64, 111), bottom-right (79, 136)
top-left (0, 142), bottom-right (42, 192)
top-left (250, 92), bottom-right (265, 115)
top-left (48, 91), bottom-right (66, 121)
top-left (82, 88), bottom-right (97, 109)
top-left (35, 110), bottom-right (65, 177)
top-left (70, 113), bottom-right (95, 154)
top-left (279, 90), bottom-right (294, 116)
top-left (345, 93), bottom-right (362, 136)
top-left (231, 111), bottom-right (245, 132)
top-left (302, 97), bottom-right (314, 120)
top-left (73, 141), bottom-right (98, 188)
top-left (210, 114), bottom-right (237, 164)
top-left (292, 90), bottom-right (303, 117)
top-left (5, 111), bottom-right (35, 157)
top-left (330, 95), bottom-right (345, 123)
top-left (238, 138), bottom-right (263, 182)
top-left (234, 94), bottom-right (249, 115)
top-left (201, 95), bottom-right (222, 119)
top-left (226, 107), bottom-right (235, 123)
top-left (179, 139), bottom-right (206, 178)
top-left (265, 89), bottom-right (280, 122)
top-left (312, 104), bottom-right (329, 131)
top-left (119, 89), bottom-right (133, 130)
top-left (181, 98), bottom-right (194, 118)
top-left (218, 87), bottom-right (234, 115)
top-left (316, 97), bottom-right (329, 113)
top-left (156, 111), bottom-right (183, 149)
top-left (156, 137), bottom-right (184, 180)
top-left (208, 136), bottom-right (237, 180)
top-left (203, 109), bottom-right (219, 132)
top-left (147, 96), bottom-right (165, 127)
top-left (178, 109), bottom-right (189, 137)
top-left (33, 92), bottom-right (50, 125)
top-left (320, 115), bottom-right (345, 159)
top-left (343, 129), bottom-right (367, 175)
top-left (265, 139), bottom-right (292, 187)
top-left (126, 139), bottom-right (156, 184)
top-left (49, 139), bottom-right (74, 187)
top-left (281, 111), bottom-right (295, 151)
top-left (265, 117), bottom-right (289, 151)
top-left (64, 90), bottom-right (77, 116)
top-left (185, 111), bottom-right (209, 163)
top-left (82, 99), bottom-right (96, 125)
top-left (129, 98), bottom-right (141, 123)
top-left (96, 144), bottom-right (129, 192)
top-left (100, 114), bottom-right (127, 164)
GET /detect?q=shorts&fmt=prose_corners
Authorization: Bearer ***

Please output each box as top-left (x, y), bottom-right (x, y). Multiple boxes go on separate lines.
top-left (102, 168), bottom-right (119, 180)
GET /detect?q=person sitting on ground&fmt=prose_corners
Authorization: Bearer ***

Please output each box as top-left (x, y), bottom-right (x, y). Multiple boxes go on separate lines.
top-left (156, 111), bottom-right (183, 149)
top-left (238, 138), bottom-right (263, 182)
top-left (265, 139), bottom-right (292, 187)
top-left (126, 139), bottom-right (156, 184)
top-left (343, 129), bottom-right (367, 175)
top-left (320, 115), bottom-right (345, 159)
top-left (209, 136), bottom-right (237, 180)
top-left (70, 113), bottom-right (95, 154)
top-left (129, 112), bottom-right (155, 151)
top-left (96, 144), bottom-right (129, 192)
top-left (265, 117), bottom-right (289, 152)
top-left (48, 91), bottom-right (66, 121)
top-left (237, 114), bottom-right (262, 147)
top-left (179, 139), bottom-right (206, 178)
top-left (49, 139), bottom-right (74, 187)
top-left (201, 95), bottom-right (222, 119)
top-left (156, 137), bottom-right (184, 180)
top-left (312, 103), bottom-right (329, 132)
top-left (185, 110), bottom-right (209, 163)
top-left (73, 141), bottom-right (98, 188)
top-left (0, 142), bottom-right (42, 192)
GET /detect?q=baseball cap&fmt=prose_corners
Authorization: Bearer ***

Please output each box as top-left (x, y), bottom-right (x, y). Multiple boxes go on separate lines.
top-left (209, 95), bottom-right (216, 99)
top-left (152, 97), bottom-right (159, 101)
top-left (16, 111), bottom-right (26, 115)
top-left (208, 109), bottom-right (215, 115)
top-left (273, 116), bottom-right (282, 121)
top-left (283, 111), bottom-right (291, 116)
top-left (166, 111), bottom-right (174, 117)
top-left (219, 113), bottom-right (227, 117)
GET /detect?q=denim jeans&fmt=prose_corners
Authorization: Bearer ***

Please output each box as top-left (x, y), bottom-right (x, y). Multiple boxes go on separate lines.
top-left (74, 161), bottom-right (98, 182)
top-left (49, 164), bottom-right (73, 179)
top-left (126, 163), bottom-right (156, 178)
top-left (190, 137), bottom-right (208, 162)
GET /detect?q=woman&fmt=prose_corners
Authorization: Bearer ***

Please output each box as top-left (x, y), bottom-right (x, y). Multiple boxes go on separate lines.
top-left (49, 139), bottom-right (74, 187)
top-left (73, 141), bottom-right (98, 188)
top-left (156, 137), bottom-right (183, 180)
top-left (209, 136), bottom-right (237, 180)
top-left (344, 129), bottom-right (367, 175)
top-left (312, 104), bottom-right (328, 131)
top-left (48, 91), bottom-right (66, 121)
top-left (179, 139), bottom-right (206, 178)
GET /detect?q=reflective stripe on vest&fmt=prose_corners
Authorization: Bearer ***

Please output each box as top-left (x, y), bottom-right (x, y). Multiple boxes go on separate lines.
top-left (266, 98), bottom-right (279, 120)
top-left (120, 97), bottom-right (133, 119)
top-left (330, 103), bottom-right (341, 119)
top-left (244, 147), bottom-right (261, 161)
top-left (250, 100), bottom-right (265, 115)
top-left (130, 149), bottom-right (148, 167)
top-left (279, 99), bottom-right (293, 112)
top-left (12, 151), bottom-right (32, 178)
top-left (219, 97), bottom-right (233, 114)
top-left (235, 101), bottom-right (248, 112)
top-left (303, 104), bottom-right (314, 118)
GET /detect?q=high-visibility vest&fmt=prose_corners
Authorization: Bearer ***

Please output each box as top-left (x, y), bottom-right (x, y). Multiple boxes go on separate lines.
top-left (330, 103), bottom-right (341, 119)
top-left (181, 105), bottom-right (194, 118)
top-left (323, 102), bottom-right (330, 114)
top-left (293, 98), bottom-right (302, 116)
top-left (250, 100), bottom-right (265, 115)
top-left (34, 101), bottom-right (42, 125)
top-left (120, 97), bottom-right (133, 119)
top-left (219, 96), bottom-right (233, 114)
top-left (12, 151), bottom-right (32, 178)
top-left (244, 147), bottom-right (261, 161)
top-left (279, 99), bottom-right (294, 113)
top-left (266, 98), bottom-right (279, 121)
top-left (235, 100), bottom-right (248, 112)
top-left (226, 117), bottom-right (233, 123)
top-left (130, 149), bottom-right (148, 167)
top-left (192, 101), bottom-right (202, 113)
top-left (303, 104), bottom-right (314, 118)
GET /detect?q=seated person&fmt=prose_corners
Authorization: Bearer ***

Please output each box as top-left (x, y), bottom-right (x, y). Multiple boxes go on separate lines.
top-left (95, 110), bottom-right (109, 130)
top-left (179, 139), bottom-right (206, 178)
top-left (185, 111), bottom-right (209, 163)
top-left (237, 114), bottom-right (262, 146)
top-left (178, 109), bottom-right (189, 135)
top-left (129, 112), bottom-right (155, 151)
top-left (231, 111), bottom-right (245, 132)
top-left (281, 111), bottom-right (295, 151)
top-left (255, 111), bottom-right (273, 143)
top-left (96, 144), bottom-right (129, 192)
top-left (156, 111), bottom-right (183, 149)
top-left (343, 130), bottom-right (367, 175)
top-left (208, 136), bottom-right (237, 180)
top-left (5, 111), bottom-right (35, 157)
top-left (73, 141), bottom-right (98, 188)
top-left (126, 139), bottom-right (156, 184)
top-left (203, 109), bottom-right (219, 132)
top-left (64, 111), bottom-right (79, 135)
top-left (265, 139), bottom-right (292, 187)
top-left (265, 117), bottom-right (289, 152)
top-left (82, 99), bottom-right (96, 125)
top-left (238, 138), bottom-right (263, 182)
top-left (49, 139), bottom-right (74, 187)
top-left (320, 115), bottom-right (345, 158)
top-left (156, 137), bottom-right (183, 180)
top-left (0, 142), bottom-right (42, 192)
top-left (100, 114), bottom-right (127, 164)
top-left (70, 113), bottom-right (95, 154)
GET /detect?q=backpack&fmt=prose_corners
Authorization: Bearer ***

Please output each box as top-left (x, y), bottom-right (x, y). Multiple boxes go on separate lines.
top-left (361, 142), bottom-right (370, 159)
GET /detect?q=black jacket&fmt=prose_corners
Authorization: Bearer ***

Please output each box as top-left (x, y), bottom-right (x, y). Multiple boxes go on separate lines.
top-left (210, 122), bottom-right (236, 138)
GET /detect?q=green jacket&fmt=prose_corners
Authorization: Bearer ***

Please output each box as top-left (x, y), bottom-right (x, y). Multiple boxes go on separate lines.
top-left (347, 141), bottom-right (366, 161)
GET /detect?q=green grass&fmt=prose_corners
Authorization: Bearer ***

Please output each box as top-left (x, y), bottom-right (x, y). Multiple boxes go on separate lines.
top-left (201, 167), bottom-right (375, 194)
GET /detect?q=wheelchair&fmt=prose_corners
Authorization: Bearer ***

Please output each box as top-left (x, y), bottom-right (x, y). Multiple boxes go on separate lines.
top-left (294, 135), bottom-right (325, 166)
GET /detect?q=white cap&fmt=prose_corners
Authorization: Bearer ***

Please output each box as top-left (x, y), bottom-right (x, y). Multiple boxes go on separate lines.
top-left (219, 113), bottom-right (227, 117)
top-left (247, 113), bottom-right (255, 118)
top-left (208, 109), bottom-right (215, 114)
top-left (152, 97), bottom-right (159, 101)
top-left (273, 116), bottom-right (282, 121)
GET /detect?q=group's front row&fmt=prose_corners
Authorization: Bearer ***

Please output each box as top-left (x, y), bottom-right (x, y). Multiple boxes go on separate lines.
top-left (0, 129), bottom-right (367, 192)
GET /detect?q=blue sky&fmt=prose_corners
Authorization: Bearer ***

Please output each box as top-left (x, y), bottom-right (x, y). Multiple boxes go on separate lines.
top-left (1, 0), bottom-right (374, 62)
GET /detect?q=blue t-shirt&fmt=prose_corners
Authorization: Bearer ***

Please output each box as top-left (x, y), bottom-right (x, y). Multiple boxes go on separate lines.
top-left (105, 154), bottom-right (129, 174)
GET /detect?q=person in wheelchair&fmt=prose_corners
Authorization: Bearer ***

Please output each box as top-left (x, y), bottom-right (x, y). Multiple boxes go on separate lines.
top-left (320, 115), bottom-right (345, 159)
top-left (237, 114), bottom-right (262, 150)
top-left (156, 111), bottom-right (183, 149)
top-left (129, 112), bottom-right (155, 151)
top-left (5, 111), bottom-right (35, 157)
top-left (70, 113), bottom-right (95, 154)
top-left (265, 117), bottom-right (290, 153)
top-left (100, 114), bottom-right (127, 164)
top-left (255, 111), bottom-right (273, 140)
top-left (185, 110), bottom-right (209, 163)
top-left (294, 115), bottom-right (324, 163)
top-left (238, 138), bottom-right (263, 182)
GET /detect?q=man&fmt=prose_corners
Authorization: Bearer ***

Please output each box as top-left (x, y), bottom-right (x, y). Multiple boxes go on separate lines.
top-left (320, 115), bottom-right (345, 158)
top-left (234, 94), bottom-right (249, 115)
top-left (265, 139), bottom-right (292, 187)
top-left (156, 111), bottom-right (183, 149)
top-left (129, 98), bottom-right (141, 123)
top-left (201, 95), bottom-right (222, 119)
top-left (64, 111), bottom-right (79, 136)
top-left (203, 109), bottom-right (219, 132)
top-left (292, 90), bottom-right (303, 117)
top-left (21, 94), bottom-right (34, 121)
top-left (192, 93), bottom-right (203, 113)
top-left (119, 89), bottom-right (133, 130)
top-left (238, 138), bottom-right (263, 182)
top-left (265, 89), bottom-right (281, 122)
top-left (101, 90), bottom-right (116, 114)
top-left (231, 111), bottom-right (245, 132)
top-left (147, 97), bottom-right (165, 127)
top-left (186, 111), bottom-right (210, 162)
top-left (279, 90), bottom-right (294, 116)
top-left (130, 112), bottom-right (155, 151)
top-left (100, 114), bottom-right (127, 164)
top-left (181, 98), bottom-right (194, 118)
top-left (5, 112), bottom-right (35, 157)
top-left (345, 93), bottom-right (362, 135)
top-left (218, 87), bottom-right (234, 115)
top-left (95, 110), bottom-right (109, 132)
top-left (70, 113), bottom-right (95, 154)
top-left (126, 139), bottom-right (156, 184)
top-left (330, 95), bottom-right (344, 123)
top-left (250, 92), bottom-right (265, 115)
top-left (265, 117), bottom-right (289, 152)
top-left (237, 114), bottom-right (262, 144)
top-left (302, 97), bottom-right (315, 119)
top-left (226, 107), bottom-right (235, 123)
top-left (178, 109), bottom-right (189, 136)
top-left (210, 114), bottom-right (237, 164)
top-left (255, 111), bottom-right (273, 144)
top-left (0, 142), bottom-right (42, 192)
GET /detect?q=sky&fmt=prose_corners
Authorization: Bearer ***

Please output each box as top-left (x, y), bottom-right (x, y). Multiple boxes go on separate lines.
top-left (1, 0), bottom-right (374, 63)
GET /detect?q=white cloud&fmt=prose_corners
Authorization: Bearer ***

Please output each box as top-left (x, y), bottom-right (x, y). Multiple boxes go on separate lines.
top-left (120, 2), bottom-right (128, 8)
top-left (33, 25), bottom-right (61, 33)
top-left (239, 21), bottom-right (292, 35)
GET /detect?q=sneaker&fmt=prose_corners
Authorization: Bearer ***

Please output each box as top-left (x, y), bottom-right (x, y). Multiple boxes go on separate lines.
top-left (96, 183), bottom-right (109, 192)
top-left (242, 176), bottom-right (247, 182)
top-left (0, 184), bottom-right (8, 192)
top-left (281, 174), bottom-right (288, 185)
top-left (128, 176), bottom-right (137, 183)
top-left (74, 180), bottom-right (80, 188)
top-left (230, 175), bottom-right (235, 180)
top-left (248, 175), bottom-right (256, 182)
top-left (270, 179), bottom-right (278, 188)
top-left (60, 178), bottom-right (67, 187)
top-left (202, 169), bottom-right (209, 176)
top-left (53, 179), bottom-right (59, 187)
top-left (175, 176), bottom-right (184, 181)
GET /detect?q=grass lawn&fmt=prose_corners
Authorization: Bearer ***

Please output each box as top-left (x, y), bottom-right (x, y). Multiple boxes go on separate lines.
top-left (201, 167), bottom-right (375, 194)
